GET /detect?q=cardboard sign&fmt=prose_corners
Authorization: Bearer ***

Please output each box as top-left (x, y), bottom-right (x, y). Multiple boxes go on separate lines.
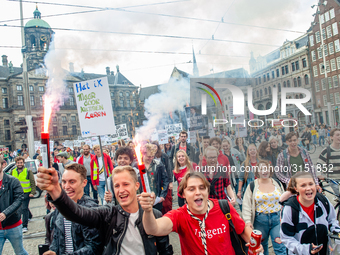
top-left (74, 77), bottom-right (115, 137)
top-left (109, 124), bottom-right (129, 141)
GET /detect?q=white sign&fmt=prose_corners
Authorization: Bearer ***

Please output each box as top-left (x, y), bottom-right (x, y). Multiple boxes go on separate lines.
top-left (158, 130), bottom-right (168, 145)
top-left (74, 77), bottom-right (115, 137)
top-left (236, 125), bottom-right (247, 138)
top-left (109, 124), bottom-right (129, 141)
top-left (165, 123), bottom-right (183, 138)
top-left (73, 140), bottom-right (82, 147)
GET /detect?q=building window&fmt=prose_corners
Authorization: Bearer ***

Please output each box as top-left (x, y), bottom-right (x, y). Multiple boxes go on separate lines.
top-left (311, 51), bottom-right (316, 62)
top-left (329, 42), bottom-right (335, 55)
top-left (335, 40), bottom-right (340, 52)
top-left (292, 62), bottom-right (295, 71)
top-left (52, 117), bottom-right (57, 122)
top-left (285, 65), bottom-right (289, 74)
top-left (336, 92), bottom-right (340, 104)
top-left (333, 22), bottom-right (338, 36)
top-left (333, 75), bottom-right (339, 88)
top-left (71, 116), bottom-right (76, 121)
top-left (63, 126), bottom-right (68, 135)
top-left (18, 95), bottom-right (23, 106)
top-left (302, 58), bottom-right (307, 68)
top-left (126, 92), bottom-right (130, 97)
top-left (313, 66), bottom-right (318, 77)
top-left (272, 71), bottom-right (275, 79)
top-left (5, 130), bottom-right (10, 140)
top-left (126, 100), bottom-right (130, 107)
top-left (119, 92), bottom-right (123, 97)
top-left (267, 73), bottom-right (270, 81)
top-left (120, 100), bottom-right (124, 107)
top-left (295, 61), bottom-right (299, 70)
top-left (72, 125), bottom-right (77, 135)
top-left (17, 85), bottom-right (22, 91)
top-left (331, 58), bottom-right (337, 71)
top-left (29, 85), bottom-right (34, 91)
top-left (39, 96), bottom-right (43, 106)
top-left (298, 77), bottom-right (301, 87)
top-left (287, 80), bottom-right (291, 87)
top-left (324, 44), bottom-right (329, 56)
top-left (263, 75), bottom-right (266, 83)
top-left (30, 95), bottom-right (35, 106)
top-left (2, 88), bottom-right (7, 94)
top-left (309, 35), bottom-right (314, 46)
top-left (68, 87), bottom-right (73, 93)
top-left (4, 120), bottom-right (9, 126)
top-left (33, 127), bottom-right (38, 138)
top-left (320, 63), bottom-right (325, 75)
top-left (69, 97), bottom-right (74, 106)
top-left (53, 126), bottom-right (58, 136)
top-left (133, 100), bottom-right (136, 107)
top-left (294, 78), bottom-right (297, 87)
top-left (323, 95), bottom-right (328, 107)
top-left (315, 81), bottom-right (320, 92)
top-left (321, 79), bottom-right (326, 90)
top-left (39, 86), bottom-right (44, 92)
top-left (329, 77), bottom-right (333, 89)
top-left (317, 47), bottom-right (323, 59)
top-left (330, 8), bottom-right (335, 19)
top-left (62, 116), bottom-right (67, 122)
top-left (276, 69), bottom-right (279, 77)
top-left (327, 25), bottom-right (332, 38)
top-left (281, 66), bottom-right (285, 76)
top-left (2, 98), bottom-right (8, 109)
top-left (316, 31), bottom-right (321, 43)
top-left (322, 28), bottom-right (327, 40)
top-left (278, 83), bottom-right (281, 92)
top-left (111, 92), bottom-right (114, 97)
top-left (304, 75), bottom-right (309, 85)
top-left (283, 81), bottom-right (286, 87)
top-left (326, 60), bottom-right (330, 73)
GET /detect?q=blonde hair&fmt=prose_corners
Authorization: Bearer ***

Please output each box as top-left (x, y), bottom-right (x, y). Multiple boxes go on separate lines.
top-left (141, 143), bottom-right (157, 157)
top-left (112, 166), bottom-right (138, 183)
top-left (243, 144), bottom-right (259, 181)
top-left (93, 144), bottom-right (100, 150)
top-left (204, 146), bottom-right (219, 158)
top-left (174, 150), bottom-right (193, 174)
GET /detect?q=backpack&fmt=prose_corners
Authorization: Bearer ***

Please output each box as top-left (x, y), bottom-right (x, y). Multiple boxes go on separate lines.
top-left (290, 193), bottom-right (330, 228)
top-left (218, 200), bottom-right (248, 255)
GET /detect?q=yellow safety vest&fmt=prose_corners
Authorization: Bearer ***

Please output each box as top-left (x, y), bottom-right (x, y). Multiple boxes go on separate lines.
top-left (93, 160), bottom-right (111, 181)
top-left (12, 167), bottom-right (31, 193)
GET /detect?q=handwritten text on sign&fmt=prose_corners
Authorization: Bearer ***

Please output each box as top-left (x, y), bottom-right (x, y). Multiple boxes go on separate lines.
top-left (74, 77), bottom-right (115, 137)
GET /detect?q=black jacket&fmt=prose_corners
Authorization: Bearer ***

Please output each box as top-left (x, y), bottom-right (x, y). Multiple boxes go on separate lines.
top-left (49, 195), bottom-right (102, 255)
top-left (169, 142), bottom-right (197, 170)
top-left (160, 153), bottom-right (173, 183)
top-left (49, 190), bottom-right (173, 255)
top-left (0, 174), bottom-right (24, 228)
top-left (146, 160), bottom-right (169, 199)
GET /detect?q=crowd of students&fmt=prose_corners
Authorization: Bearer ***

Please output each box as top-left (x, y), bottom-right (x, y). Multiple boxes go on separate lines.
top-left (2, 127), bottom-right (340, 254)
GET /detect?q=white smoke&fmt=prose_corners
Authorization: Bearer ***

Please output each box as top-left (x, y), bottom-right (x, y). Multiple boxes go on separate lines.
top-left (43, 35), bottom-right (69, 132)
top-left (135, 77), bottom-right (190, 141)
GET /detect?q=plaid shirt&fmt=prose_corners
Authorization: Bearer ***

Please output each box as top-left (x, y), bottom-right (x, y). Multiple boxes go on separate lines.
top-left (203, 168), bottom-right (230, 200)
top-left (276, 147), bottom-right (318, 185)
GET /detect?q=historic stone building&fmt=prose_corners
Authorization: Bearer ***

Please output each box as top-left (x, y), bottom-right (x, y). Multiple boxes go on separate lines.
top-left (308, 0), bottom-right (340, 125)
top-left (249, 34), bottom-right (314, 125)
top-left (0, 7), bottom-right (141, 150)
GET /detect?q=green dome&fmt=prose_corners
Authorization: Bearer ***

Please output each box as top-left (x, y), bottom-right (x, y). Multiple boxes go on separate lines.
top-left (25, 7), bottom-right (50, 29)
top-left (25, 19), bottom-right (51, 29)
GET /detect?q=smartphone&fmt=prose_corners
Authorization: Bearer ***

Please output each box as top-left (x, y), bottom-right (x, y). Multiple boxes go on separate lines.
top-left (38, 244), bottom-right (49, 255)
top-left (312, 244), bottom-right (323, 251)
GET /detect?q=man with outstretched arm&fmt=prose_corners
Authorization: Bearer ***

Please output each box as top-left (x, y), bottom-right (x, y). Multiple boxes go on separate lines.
top-left (139, 171), bottom-right (263, 255)
top-left (37, 165), bottom-right (173, 255)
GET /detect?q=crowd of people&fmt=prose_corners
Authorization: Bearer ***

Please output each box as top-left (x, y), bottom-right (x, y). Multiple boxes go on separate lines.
top-left (1, 126), bottom-right (340, 254)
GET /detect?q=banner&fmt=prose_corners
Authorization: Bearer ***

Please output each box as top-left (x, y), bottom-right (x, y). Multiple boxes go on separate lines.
top-left (158, 130), bottom-right (168, 145)
top-left (109, 124), bottom-right (129, 141)
top-left (74, 76), bottom-right (115, 138)
top-left (165, 123), bottom-right (183, 139)
top-left (0, 147), bottom-right (9, 152)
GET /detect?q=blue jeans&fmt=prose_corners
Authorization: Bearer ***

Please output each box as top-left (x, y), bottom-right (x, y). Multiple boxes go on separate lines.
top-left (0, 225), bottom-right (28, 255)
top-left (97, 181), bottom-right (106, 204)
top-left (312, 135), bottom-right (317, 145)
top-left (319, 135), bottom-right (325, 146)
top-left (84, 176), bottom-right (98, 200)
top-left (253, 211), bottom-right (286, 255)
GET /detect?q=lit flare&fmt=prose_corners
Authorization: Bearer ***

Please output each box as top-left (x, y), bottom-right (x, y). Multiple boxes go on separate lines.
top-left (43, 96), bottom-right (52, 133)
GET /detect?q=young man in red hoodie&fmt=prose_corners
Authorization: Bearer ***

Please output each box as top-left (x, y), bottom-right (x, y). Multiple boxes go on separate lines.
top-left (90, 144), bottom-right (113, 204)
top-left (78, 144), bottom-right (97, 199)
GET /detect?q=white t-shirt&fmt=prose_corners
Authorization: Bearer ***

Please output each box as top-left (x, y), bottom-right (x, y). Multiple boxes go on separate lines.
top-left (97, 157), bottom-right (105, 181)
top-left (120, 210), bottom-right (145, 255)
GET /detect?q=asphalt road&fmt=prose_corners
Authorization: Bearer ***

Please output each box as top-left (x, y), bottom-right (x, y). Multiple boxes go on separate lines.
top-left (2, 145), bottom-right (333, 255)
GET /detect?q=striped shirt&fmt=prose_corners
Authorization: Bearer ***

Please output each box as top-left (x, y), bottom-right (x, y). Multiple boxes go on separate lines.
top-left (64, 218), bottom-right (73, 253)
top-left (317, 145), bottom-right (340, 179)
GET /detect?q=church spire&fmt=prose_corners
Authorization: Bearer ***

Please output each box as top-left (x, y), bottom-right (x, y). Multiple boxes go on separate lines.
top-left (192, 45), bottom-right (199, 77)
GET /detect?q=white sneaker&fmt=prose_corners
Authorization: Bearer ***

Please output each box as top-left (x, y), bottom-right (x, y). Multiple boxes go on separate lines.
top-left (22, 227), bottom-right (28, 233)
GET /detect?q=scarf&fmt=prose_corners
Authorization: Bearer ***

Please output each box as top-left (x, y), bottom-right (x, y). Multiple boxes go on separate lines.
top-left (187, 201), bottom-right (211, 255)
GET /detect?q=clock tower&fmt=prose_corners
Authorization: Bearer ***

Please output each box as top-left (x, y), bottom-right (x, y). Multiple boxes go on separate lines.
top-left (24, 6), bottom-right (54, 69)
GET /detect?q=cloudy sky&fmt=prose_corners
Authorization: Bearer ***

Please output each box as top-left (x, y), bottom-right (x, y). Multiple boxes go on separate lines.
top-left (0, 0), bottom-right (318, 87)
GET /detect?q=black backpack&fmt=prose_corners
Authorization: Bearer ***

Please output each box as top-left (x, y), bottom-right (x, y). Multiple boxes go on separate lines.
top-left (218, 200), bottom-right (248, 255)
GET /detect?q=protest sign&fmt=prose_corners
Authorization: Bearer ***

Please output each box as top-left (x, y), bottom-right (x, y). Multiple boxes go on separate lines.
top-left (0, 147), bottom-right (9, 152)
top-left (165, 123), bottom-right (183, 139)
top-left (158, 130), bottom-right (168, 144)
top-left (109, 124), bottom-right (129, 141)
top-left (74, 77), bottom-right (115, 137)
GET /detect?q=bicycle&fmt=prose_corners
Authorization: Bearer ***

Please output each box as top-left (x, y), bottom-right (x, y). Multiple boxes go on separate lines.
top-left (298, 140), bottom-right (316, 154)
top-left (319, 177), bottom-right (340, 223)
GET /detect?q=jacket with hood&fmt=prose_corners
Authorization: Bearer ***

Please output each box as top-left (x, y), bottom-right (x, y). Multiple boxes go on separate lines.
top-left (280, 194), bottom-right (340, 255)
